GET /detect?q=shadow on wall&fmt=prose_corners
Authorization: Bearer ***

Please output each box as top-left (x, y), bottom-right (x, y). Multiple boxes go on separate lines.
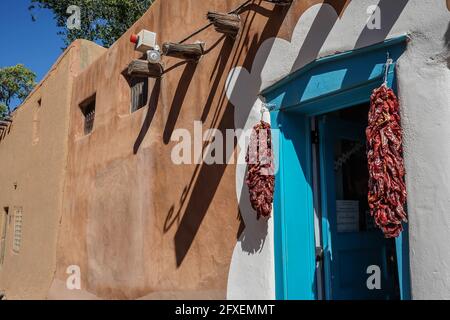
top-left (352, 0), bottom-right (409, 49)
top-left (226, 1), bottom-right (353, 256)
top-left (169, 2), bottom-right (291, 267)
top-left (134, 78), bottom-right (162, 154)
top-left (340, 0), bottom-right (409, 86)
top-left (163, 37), bottom-right (234, 233)
top-left (226, 0), bottom-right (411, 259)
top-left (291, 0), bottom-right (352, 72)
top-left (163, 63), bottom-right (198, 144)
top-left (201, 36), bottom-right (235, 123)
top-left (165, 0), bottom-right (411, 267)
top-left (290, 0), bottom-right (409, 73)
top-left (237, 167), bottom-right (268, 254)
top-left (445, 22), bottom-right (450, 68)
top-left (285, 0), bottom-right (409, 116)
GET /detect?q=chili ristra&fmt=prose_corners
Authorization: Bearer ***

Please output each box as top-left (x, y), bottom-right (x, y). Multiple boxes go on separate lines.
top-left (246, 120), bottom-right (275, 219)
top-left (366, 85), bottom-right (407, 238)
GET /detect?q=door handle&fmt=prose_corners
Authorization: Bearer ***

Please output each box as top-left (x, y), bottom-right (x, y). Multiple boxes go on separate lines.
top-left (316, 247), bottom-right (324, 262)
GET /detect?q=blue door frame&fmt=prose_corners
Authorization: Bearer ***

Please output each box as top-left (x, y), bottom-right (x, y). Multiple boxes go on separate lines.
top-left (260, 36), bottom-right (411, 300)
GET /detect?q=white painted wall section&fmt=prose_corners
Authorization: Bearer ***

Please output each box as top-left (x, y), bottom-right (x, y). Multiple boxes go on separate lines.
top-left (226, 0), bottom-right (450, 299)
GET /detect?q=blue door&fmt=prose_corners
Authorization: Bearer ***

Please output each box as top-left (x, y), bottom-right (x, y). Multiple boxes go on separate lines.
top-left (318, 112), bottom-right (399, 300)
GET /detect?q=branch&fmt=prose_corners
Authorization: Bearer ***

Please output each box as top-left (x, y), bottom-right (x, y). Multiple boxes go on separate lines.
top-left (127, 60), bottom-right (164, 78)
top-left (207, 12), bottom-right (241, 38)
top-left (162, 42), bottom-right (205, 61)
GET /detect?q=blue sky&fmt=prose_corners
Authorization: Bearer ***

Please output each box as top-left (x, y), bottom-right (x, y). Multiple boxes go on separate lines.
top-left (0, 0), bottom-right (65, 108)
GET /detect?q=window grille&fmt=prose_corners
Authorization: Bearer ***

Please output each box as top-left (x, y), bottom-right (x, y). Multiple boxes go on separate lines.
top-left (80, 96), bottom-right (96, 135)
top-left (130, 77), bottom-right (148, 112)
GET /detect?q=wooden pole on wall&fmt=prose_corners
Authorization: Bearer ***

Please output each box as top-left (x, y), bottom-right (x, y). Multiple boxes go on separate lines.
top-left (127, 60), bottom-right (163, 78)
top-left (162, 42), bottom-right (205, 61)
top-left (207, 11), bottom-right (241, 38)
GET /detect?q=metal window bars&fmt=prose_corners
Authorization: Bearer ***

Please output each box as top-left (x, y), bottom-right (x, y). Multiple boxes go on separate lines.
top-left (130, 77), bottom-right (148, 112)
top-left (80, 97), bottom-right (96, 135)
top-left (84, 107), bottom-right (95, 135)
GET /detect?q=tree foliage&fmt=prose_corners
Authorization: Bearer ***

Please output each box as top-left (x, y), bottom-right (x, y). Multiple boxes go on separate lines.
top-left (0, 64), bottom-right (36, 116)
top-left (0, 103), bottom-right (6, 119)
top-left (30, 0), bottom-right (155, 48)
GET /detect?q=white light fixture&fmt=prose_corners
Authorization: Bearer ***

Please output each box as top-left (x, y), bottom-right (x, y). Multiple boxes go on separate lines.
top-left (147, 45), bottom-right (162, 64)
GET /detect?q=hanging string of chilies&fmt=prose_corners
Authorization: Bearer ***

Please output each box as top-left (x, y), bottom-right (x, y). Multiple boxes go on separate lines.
top-left (245, 104), bottom-right (275, 220)
top-left (366, 54), bottom-right (408, 238)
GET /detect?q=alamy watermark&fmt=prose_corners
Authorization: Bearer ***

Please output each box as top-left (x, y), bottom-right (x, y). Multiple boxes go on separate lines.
top-left (169, 121), bottom-right (278, 175)
top-left (66, 5), bottom-right (81, 30)
top-left (66, 265), bottom-right (81, 290)
top-left (366, 265), bottom-right (381, 290)
top-left (366, 5), bottom-right (381, 30)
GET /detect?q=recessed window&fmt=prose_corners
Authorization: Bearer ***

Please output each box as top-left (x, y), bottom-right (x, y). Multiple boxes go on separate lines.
top-left (130, 77), bottom-right (148, 112)
top-left (80, 95), bottom-right (96, 135)
top-left (1, 207), bottom-right (9, 265)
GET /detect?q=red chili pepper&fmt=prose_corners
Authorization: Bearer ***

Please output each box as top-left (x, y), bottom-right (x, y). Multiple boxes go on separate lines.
top-left (366, 85), bottom-right (407, 238)
top-left (246, 121), bottom-right (275, 219)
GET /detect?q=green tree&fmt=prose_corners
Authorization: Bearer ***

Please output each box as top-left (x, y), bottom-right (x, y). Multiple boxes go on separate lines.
top-left (0, 103), bottom-right (6, 119)
top-left (30, 0), bottom-right (155, 48)
top-left (0, 64), bottom-right (37, 117)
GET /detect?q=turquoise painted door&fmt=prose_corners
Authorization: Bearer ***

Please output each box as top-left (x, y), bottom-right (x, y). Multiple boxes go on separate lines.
top-left (319, 115), bottom-right (398, 300)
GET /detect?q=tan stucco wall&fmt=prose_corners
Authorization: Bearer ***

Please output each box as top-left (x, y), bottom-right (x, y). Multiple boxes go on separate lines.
top-left (1, 0), bottom-right (448, 300)
top-left (0, 40), bottom-right (106, 299)
top-left (49, 0), bottom-right (349, 299)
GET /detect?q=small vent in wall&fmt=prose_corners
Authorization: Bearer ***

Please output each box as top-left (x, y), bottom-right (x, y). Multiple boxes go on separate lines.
top-left (13, 207), bottom-right (23, 254)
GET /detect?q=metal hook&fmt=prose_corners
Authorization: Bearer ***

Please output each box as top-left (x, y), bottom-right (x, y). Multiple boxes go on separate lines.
top-left (383, 52), bottom-right (393, 86)
top-left (260, 102), bottom-right (276, 121)
top-left (260, 104), bottom-right (269, 121)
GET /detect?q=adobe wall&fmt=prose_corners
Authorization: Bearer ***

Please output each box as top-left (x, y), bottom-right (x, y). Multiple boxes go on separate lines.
top-left (48, 0), bottom-right (450, 300)
top-left (0, 40), bottom-right (105, 299)
top-left (50, 0), bottom-right (338, 300)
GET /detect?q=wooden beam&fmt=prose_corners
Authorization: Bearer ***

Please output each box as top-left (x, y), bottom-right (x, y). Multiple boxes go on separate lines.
top-left (162, 42), bottom-right (205, 61)
top-left (207, 11), bottom-right (241, 38)
top-left (127, 60), bottom-right (163, 78)
top-left (0, 121), bottom-right (9, 127)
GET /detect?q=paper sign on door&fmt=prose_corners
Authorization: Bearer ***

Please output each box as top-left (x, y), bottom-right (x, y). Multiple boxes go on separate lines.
top-left (336, 200), bottom-right (359, 232)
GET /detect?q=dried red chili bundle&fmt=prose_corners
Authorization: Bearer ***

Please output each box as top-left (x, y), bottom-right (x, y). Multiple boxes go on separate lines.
top-left (366, 85), bottom-right (407, 238)
top-left (246, 121), bottom-right (275, 219)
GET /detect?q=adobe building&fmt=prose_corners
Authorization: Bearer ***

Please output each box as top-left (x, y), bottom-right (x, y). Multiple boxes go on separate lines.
top-left (1, 0), bottom-right (450, 300)
top-left (0, 40), bottom-right (106, 299)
